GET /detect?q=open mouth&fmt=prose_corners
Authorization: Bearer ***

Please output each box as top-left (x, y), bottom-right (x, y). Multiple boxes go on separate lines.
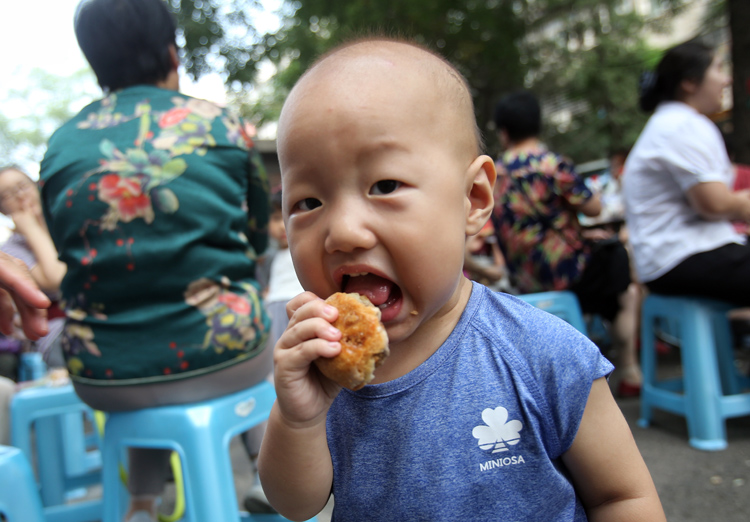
top-left (341, 273), bottom-right (402, 311)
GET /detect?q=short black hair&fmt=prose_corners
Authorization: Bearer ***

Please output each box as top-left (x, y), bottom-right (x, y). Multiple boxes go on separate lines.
top-left (493, 90), bottom-right (541, 143)
top-left (639, 39), bottom-right (715, 113)
top-left (74, 0), bottom-right (177, 92)
top-left (270, 189), bottom-right (283, 213)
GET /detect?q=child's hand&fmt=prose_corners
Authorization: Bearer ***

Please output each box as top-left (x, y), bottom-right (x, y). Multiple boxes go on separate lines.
top-left (272, 291), bottom-right (343, 428)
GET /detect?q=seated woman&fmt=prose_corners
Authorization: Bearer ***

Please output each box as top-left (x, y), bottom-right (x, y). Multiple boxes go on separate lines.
top-left (624, 39), bottom-right (750, 304)
top-left (40, 1), bottom-right (272, 521)
top-left (0, 165), bottom-right (66, 368)
top-left (492, 90), bottom-right (642, 397)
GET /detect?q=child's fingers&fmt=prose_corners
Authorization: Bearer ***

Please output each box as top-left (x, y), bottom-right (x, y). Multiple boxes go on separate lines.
top-left (272, 299), bottom-right (344, 426)
top-left (276, 315), bottom-right (341, 364)
top-left (286, 291), bottom-right (329, 321)
top-left (16, 300), bottom-right (48, 341)
top-left (0, 290), bottom-right (15, 336)
top-left (285, 292), bottom-right (339, 330)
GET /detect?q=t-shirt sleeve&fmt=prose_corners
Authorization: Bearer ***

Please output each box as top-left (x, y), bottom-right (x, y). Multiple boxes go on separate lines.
top-left (520, 312), bottom-right (613, 458)
top-left (667, 115), bottom-right (733, 192)
top-left (549, 153), bottom-right (593, 207)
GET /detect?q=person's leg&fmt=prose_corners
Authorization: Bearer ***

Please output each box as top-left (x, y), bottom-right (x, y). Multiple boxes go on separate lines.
top-left (572, 240), bottom-right (642, 393)
top-left (647, 242), bottom-right (750, 305)
top-left (611, 283), bottom-right (642, 392)
top-left (125, 449), bottom-right (172, 520)
top-left (0, 376), bottom-right (15, 445)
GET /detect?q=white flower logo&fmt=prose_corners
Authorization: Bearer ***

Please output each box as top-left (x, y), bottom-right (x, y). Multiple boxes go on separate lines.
top-left (472, 406), bottom-right (523, 453)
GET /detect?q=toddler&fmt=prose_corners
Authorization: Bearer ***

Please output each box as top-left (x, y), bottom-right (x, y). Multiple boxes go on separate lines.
top-left (258, 38), bottom-right (665, 521)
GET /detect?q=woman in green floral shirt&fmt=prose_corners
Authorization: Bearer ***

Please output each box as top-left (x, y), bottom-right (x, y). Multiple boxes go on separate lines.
top-left (40, 0), bottom-right (271, 520)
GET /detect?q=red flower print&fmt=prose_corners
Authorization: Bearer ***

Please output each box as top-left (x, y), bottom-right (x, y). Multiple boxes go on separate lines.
top-left (159, 107), bottom-right (191, 128)
top-left (218, 292), bottom-right (251, 315)
top-left (240, 122), bottom-right (255, 149)
top-left (98, 174), bottom-right (154, 223)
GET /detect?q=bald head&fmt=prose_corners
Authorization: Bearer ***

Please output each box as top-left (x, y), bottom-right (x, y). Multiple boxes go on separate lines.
top-left (278, 38), bottom-right (481, 164)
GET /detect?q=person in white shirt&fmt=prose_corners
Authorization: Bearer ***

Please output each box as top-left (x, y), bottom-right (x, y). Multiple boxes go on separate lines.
top-left (623, 39), bottom-right (750, 303)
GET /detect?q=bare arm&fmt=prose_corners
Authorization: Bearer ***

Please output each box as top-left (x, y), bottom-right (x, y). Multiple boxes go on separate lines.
top-left (0, 251), bottom-right (50, 341)
top-left (562, 378), bottom-right (666, 522)
top-left (259, 405), bottom-right (333, 521)
top-left (571, 193), bottom-right (602, 217)
top-left (258, 293), bottom-right (342, 521)
top-left (686, 182), bottom-right (750, 223)
top-left (463, 243), bottom-right (504, 283)
top-left (11, 208), bottom-right (66, 292)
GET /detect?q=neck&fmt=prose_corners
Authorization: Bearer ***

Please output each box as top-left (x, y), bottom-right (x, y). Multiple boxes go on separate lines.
top-left (506, 137), bottom-right (542, 154)
top-left (155, 69), bottom-right (180, 91)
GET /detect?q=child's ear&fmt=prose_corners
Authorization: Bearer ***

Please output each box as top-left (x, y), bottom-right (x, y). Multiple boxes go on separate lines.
top-left (465, 155), bottom-right (496, 236)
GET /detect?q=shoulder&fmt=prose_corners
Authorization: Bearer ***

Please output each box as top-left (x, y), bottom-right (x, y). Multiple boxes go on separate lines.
top-left (533, 150), bottom-right (577, 178)
top-left (466, 287), bottom-right (611, 455)
top-left (468, 288), bottom-right (598, 370)
top-left (652, 103), bottom-right (719, 144)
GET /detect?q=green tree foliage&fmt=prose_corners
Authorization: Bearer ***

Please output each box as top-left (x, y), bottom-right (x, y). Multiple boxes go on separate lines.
top-left (246, 0), bottom-right (528, 148)
top-left (0, 68), bottom-right (98, 170)
top-left (213, 0), bottom-right (685, 161)
top-left (523, 0), bottom-right (681, 162)
top-left (167, 0), bottom-right (266, 86)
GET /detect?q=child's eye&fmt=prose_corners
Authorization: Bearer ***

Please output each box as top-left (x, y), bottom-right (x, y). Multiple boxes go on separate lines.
top-left (370, 180), bottom-right (401, 195)
top-left (295, 198), bottom-right (322, 212)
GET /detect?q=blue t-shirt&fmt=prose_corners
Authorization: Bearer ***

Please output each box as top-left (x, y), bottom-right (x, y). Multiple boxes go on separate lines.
top-left (327, 282), bottom-right (613, 521)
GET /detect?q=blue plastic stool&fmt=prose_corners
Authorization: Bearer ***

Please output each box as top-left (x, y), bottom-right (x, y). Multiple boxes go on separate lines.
top-left (101, 380), bottom-right (315, 522)
top-left (638, 294), bottom-right (750, 451)
top-left (10, 384), bottom-right (103, 522)
top-left (19, 352), bottom-right (47, 382)
top-left (0, 445), bottom-right (46, 522)
top-left (517, 290), bottom-right (588, 334)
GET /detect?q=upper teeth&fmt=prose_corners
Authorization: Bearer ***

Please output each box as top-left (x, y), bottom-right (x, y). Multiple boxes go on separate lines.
top-left (349, 272), bottom-right (368, 277)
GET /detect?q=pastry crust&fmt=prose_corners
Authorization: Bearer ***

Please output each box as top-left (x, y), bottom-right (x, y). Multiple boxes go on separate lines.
top-left (314, 292), bottom-right (390, 390)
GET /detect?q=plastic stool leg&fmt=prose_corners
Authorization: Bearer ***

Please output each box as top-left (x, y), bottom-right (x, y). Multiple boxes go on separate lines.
top-left (681, 305), bottom-right (727, 451)
top-left (102, 436), bottom-right (128, 522)
top-left (35, 416), bottom-right (68, 506)
top-left (0, 446), bottom-right (46, 522)
top-left (712, 309), bottom-right (742, 395)
top-left (638, 303), bottom-right (659, 429)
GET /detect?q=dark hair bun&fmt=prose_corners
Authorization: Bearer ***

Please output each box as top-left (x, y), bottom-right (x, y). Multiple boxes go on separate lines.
top-left (638, 71), bottom-right (660, 113)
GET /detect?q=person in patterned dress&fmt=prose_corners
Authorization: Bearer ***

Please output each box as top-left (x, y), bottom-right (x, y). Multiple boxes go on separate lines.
top-left (492, 91), bottom-right (642, 397)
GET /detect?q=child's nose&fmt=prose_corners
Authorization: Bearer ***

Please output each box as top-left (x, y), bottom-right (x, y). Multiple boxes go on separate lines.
top-left (324, 208), bottom-right (377, 254)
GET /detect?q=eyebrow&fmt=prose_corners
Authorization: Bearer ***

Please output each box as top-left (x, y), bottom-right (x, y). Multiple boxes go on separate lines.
top-left (353, 136), bottom-right (411, 166)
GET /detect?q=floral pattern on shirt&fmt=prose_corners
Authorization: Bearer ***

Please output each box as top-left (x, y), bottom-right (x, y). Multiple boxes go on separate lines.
top-left (492, 149), bottom-right (593, 293)
top-left (41, 86), bottom-right (270, 382)
top-left (184, 277), bottom-right (265, 353)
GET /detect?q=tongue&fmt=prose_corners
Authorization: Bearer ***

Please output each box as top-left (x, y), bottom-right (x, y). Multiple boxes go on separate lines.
top-left (343, 274), bottom-right (393, 307)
